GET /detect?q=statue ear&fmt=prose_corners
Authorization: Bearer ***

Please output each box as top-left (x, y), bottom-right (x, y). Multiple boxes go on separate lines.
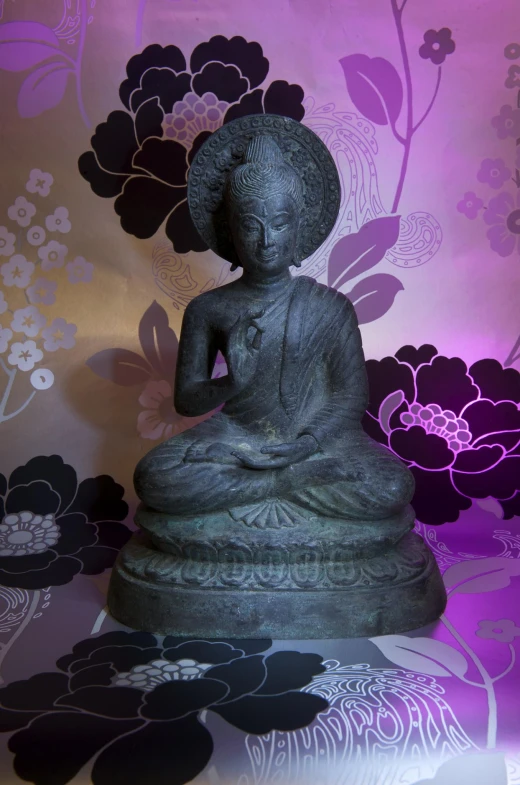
top-left (293, 258), bottom-right (302, 269)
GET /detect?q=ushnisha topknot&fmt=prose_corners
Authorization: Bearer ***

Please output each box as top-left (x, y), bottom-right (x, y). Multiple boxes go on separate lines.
top-left (226, 134), bottom-right (305, 213)
top-left (187, 114), bottom-right (341, 265)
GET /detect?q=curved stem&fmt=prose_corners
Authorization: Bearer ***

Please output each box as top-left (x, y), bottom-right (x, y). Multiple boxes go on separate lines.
top-left (390, 0), bottom-right (414, 212)
top-left (504, 332), bottom-right (520, 367)
top-left (0, 391), bottom-right (37, 423)
top-left (441, 614), bottom-right (497, 749)
top-left (75, 0), bottom-right (91, 128)
top-left (491, 644), bottom-right (516, 683)
top-left (391, 121), bottom-right (406, 146)
top-left (413, 68), bottom-right (442, 133)
top-left (0, 591), bottom-right (40, 685)
top-left (0, 365), bottom-right (17, 420)
top-left (135, 0), bottom-right (148, 49)
top-left (392, 138), bottom-right (412, 213)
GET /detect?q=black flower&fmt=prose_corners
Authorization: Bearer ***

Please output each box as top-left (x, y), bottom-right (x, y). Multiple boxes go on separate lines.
top-left (0, 456), bottom-right (130, 589)
top-left (419, 28), bottom-right (456, 66)
top-left (0, 632), bottom-right (328, 785)
top-left (79, 37), bottom-right (305, 254)
top-left (363, 345), bottom-right (520, 525)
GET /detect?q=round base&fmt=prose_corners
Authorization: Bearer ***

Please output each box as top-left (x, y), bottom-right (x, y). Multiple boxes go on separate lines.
top-left (108, 526), bottom-right (447, 639)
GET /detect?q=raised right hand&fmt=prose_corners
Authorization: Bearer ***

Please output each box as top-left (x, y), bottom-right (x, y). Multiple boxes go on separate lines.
top-left (226, 309), bottom-right (264, 392)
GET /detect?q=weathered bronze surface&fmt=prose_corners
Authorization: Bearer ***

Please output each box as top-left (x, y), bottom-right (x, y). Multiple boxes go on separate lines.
top-left (108, 115), bottom-right (446, 638)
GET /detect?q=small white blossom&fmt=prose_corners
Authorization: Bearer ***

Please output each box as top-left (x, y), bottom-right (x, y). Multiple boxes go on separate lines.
top-left (7, 196), bottom-right (36, 228)
top-left (27, 225), bottom-right (46, 246)
top-left (7, 340), bottom-right (43, 371)
top-left (0, 226), bottom-right (16, 257)
top-left (1, 255), bottom-right (35, 288)
top-left (45, 207), bottom-right (71, 234)
top-left (25, 169), bottom-right (54, 197)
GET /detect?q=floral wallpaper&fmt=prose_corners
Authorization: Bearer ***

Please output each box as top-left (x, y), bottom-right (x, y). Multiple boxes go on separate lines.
top-left (0, 0), bottom-right (519, 783)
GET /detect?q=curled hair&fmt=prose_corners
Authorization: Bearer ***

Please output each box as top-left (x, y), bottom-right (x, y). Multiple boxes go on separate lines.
top-left (225, 135), bottom-right (304, 269)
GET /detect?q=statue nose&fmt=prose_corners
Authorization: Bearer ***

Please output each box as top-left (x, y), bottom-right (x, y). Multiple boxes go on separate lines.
top-left (260, 225), bottom-right (275, 247)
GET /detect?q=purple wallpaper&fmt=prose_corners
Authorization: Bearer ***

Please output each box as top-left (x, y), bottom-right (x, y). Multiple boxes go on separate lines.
top-left (0, 1), bottom-right (519, 783)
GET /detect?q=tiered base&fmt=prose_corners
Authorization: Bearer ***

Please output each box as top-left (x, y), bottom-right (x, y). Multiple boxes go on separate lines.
top-left (108, 504), bottom-right (447, 638)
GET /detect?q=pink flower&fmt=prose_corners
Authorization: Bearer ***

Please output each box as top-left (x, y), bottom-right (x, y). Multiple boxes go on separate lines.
top-left (457, 191), bottom-right (484, 220)
top-left (25, 169), bottom-right (54, 197)
top-left (26, 277), bottom-right (57, 305)
top-left (0, 226), bottom-right (16, 257)
top-left (45, 207), bottom-right (71, 234)
top-left (66, 256), bottom-right (93, 284)
top-left (504, 43), bottom-right (520, 60)
top-left (38, 240), bottom-right (68, 271)
top-left (137, 380), bottom-right (182, 440)
top-left (41, 318), bottom-right (77, 352)
top-left (1, 255), bottom-right (34, 288)
top-left (491, 105), bottom-right (520, 140)
top-left (7, 196), bottom-right (36, 228)
top-left (418, 28), bottom-right (456, 65)
top-left (484, 191), bottom-right (520, 257)
top-left (476, 619), bottom-right (520, 643)
top-left (11, 305), bottom-right (46, 338)
top-left (477, 158), bottom-right (512, 190)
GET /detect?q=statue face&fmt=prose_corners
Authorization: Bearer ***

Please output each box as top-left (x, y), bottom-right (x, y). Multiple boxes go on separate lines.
top-left (229, 191), bottom-right (298, 276)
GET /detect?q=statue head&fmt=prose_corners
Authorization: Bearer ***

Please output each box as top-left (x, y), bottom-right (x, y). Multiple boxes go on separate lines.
top-left (225, 135), bottom-right (305, 275)
top-left (187, 115), bottom-right (341, 269)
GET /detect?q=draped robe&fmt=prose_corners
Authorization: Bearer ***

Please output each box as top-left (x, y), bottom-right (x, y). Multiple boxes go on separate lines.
top-left (134, 276), bottom-right (414, 523)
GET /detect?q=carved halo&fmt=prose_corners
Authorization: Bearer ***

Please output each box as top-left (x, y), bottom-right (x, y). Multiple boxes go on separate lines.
top-left (187, 114), bottom-right (341, 265)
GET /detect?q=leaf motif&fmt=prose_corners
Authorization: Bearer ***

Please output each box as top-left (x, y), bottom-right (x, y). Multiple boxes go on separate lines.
top-left (328, 216), bottom-right (401, 290)
top-left (86, 349), bottom-right (152, 386)
top-left (346, 273), bottom-right (404, 324)
top-left (379, 390), bottom-right (404, 435)
top-left (369, 635), bottom-right (469, 678)
top-left (339, 54), bottom-right (403, 126)
top-left (0, 22), bottom-right (62, 72)
top-left (18, 63), bottom-right (71, 118)
top-left (475, 498), bottom-right (504, 519)
top-left (443, 557), bottom-right (520, 595)
top-left (138, 301), bottom-right (178, 381)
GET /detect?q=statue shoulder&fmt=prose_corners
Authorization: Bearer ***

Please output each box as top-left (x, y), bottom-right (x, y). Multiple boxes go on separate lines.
top-left (298, 276), bottom-right (355, 313)
top-left (184, 286), bottom-right (227, 315)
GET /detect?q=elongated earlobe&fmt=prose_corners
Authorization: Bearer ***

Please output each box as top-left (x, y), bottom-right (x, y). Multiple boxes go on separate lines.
top-left (293, 258), bottom-right (302, 268)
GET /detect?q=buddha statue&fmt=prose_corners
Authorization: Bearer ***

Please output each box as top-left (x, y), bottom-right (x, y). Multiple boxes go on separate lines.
top-left (108, 115), bottom-right (446, 638)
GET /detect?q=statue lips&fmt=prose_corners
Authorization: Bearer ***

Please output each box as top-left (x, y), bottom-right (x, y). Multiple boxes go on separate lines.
top-left (257, 249), bottom-right (279, 264)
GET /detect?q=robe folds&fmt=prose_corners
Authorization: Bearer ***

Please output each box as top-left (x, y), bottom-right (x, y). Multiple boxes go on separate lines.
top-left (134, 276), bottom-right (414, 521)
